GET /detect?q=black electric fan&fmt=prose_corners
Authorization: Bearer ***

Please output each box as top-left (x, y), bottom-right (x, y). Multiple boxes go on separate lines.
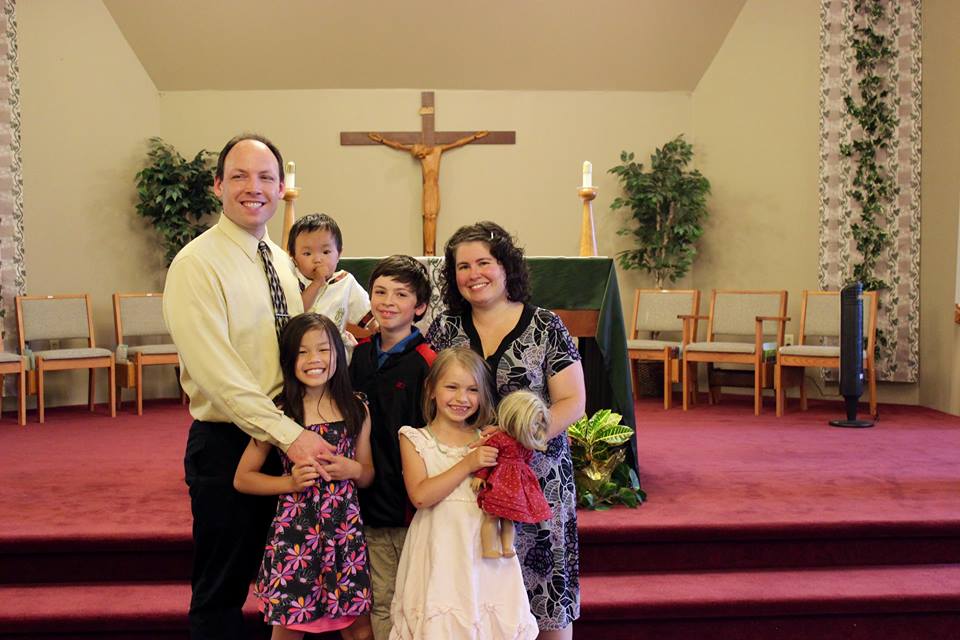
top-left (829, 282), bottom-right (874, 428)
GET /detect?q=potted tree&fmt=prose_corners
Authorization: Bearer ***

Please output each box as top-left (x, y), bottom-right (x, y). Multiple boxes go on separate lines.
top-left (608, 135), bottom-right (711, 289)
top-left (609, 135), bottom-right (711, 396)
top-left (135, 137), bottom-right (222, 265)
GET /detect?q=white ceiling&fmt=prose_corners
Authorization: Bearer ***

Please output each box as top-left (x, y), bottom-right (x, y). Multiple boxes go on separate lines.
top-left (102, 0), bottom-right (746, 92)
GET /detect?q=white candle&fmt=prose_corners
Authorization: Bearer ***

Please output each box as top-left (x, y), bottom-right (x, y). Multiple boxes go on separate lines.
top-left (582, 160), bottom-right (592, 188)
top-left (285, 161), bottom-right (296, 189)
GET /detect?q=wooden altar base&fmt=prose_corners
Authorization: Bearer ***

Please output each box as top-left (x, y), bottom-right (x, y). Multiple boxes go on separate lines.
top-left (0, 398), bottom-right (958, 639)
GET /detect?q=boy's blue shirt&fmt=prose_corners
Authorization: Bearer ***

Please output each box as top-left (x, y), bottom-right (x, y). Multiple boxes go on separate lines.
top-left (374, 327), bottom-right (423, 369)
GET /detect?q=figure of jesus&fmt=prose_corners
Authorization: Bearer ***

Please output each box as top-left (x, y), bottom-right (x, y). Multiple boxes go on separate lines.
top-left (368, 130), bottom-right (489, 256)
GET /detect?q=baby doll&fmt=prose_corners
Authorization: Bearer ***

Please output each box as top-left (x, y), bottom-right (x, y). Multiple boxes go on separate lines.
top-left (471, 390), bottom-right (553, 559)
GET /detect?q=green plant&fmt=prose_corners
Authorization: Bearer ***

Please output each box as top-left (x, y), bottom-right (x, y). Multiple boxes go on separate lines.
top-left (569, 409), bottom-right (645, 510)
top-left (135, 137), bottom-right (222, 265)
top-left (608, 135), bottom-right (711, 289)
top-left (839, 0), bottom-right (897, 294)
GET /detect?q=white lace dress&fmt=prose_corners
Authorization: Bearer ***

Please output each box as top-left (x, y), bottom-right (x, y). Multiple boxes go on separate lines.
top-left (389, 426), bottom-right (538, 640)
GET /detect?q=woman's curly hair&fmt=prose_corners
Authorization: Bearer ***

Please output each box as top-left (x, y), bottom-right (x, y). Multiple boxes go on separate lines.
top-left (440, 221), bottom-right (530, 315)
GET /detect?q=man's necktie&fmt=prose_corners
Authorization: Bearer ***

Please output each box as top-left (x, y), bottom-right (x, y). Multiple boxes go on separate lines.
top-left (257, 241), bottom-right (290, 339)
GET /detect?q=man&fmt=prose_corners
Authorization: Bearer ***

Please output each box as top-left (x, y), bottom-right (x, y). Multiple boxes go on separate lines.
top-left (163, 134), bottom-right (333, 639)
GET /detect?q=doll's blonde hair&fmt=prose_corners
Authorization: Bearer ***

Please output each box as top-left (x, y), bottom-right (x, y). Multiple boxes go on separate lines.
top-left (496, 390), bottom-right (550, 452)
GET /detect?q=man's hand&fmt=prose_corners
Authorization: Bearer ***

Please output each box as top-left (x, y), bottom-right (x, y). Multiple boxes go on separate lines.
top-left (368, 133), bottom-right (384, 143)
top-left (287, 430), bottom-right (336, 481)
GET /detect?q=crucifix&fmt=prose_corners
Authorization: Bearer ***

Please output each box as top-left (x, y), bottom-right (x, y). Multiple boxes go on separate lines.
top-left (341, 91), bottom-right (516, 255)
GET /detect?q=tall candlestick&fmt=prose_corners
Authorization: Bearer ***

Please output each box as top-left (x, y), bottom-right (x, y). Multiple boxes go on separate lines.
top-left (582, 160), bottom-right (592, 189)
top-left (285, 161), bottom-right (296, 190)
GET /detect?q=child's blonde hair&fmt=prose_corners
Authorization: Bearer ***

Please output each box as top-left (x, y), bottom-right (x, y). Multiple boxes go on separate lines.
top-left (423, 347), bottom-right (496, 428)
top-left (497, 390), bottom-right (550, 452)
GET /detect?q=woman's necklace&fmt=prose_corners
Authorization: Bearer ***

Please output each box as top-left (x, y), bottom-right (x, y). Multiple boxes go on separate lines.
top-left (426, 424), bottom-right (480, 455)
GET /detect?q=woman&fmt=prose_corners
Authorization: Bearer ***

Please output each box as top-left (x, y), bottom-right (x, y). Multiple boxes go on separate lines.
top-left (427, 221), bottom-right (586, 640)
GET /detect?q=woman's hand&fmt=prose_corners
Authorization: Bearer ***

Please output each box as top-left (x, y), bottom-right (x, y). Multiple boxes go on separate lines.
top-left (463, 445), bottom-right (498, 472)
top-left (318, 453), bottom-right (363, 481)
top-left (290, 462), bottom-right (320, 491)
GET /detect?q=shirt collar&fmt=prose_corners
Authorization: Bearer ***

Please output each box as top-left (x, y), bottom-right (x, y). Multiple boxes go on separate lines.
top-left (217, 213), bottom-right (273, 261)
top-left (375, 327), bottom-right (422, 366)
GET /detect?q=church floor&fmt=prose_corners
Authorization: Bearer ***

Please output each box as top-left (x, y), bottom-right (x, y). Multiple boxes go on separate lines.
top-left (0, 396), bottom-right (958, 638)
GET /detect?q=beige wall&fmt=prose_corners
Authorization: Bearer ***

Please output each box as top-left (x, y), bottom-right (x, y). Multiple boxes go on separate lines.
top-left (18, 0), bottom-right (164, 407)
top-left (919, 0), bottom-right (960, 413)
top-left (15, 0), bottom-right (956, 413)
top-left (159, 88), bottom-right (691, 337)
top-left (691, 0), bottom-right (919, 405)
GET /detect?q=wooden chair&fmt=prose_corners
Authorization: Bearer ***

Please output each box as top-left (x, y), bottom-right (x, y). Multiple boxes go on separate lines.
top-left (775, 290), bottom-right (878, 417)
top-left (682, 289), bottom-right (789, 416)
top-left (113, 292), bottom-right (184, 415)
top-left (627, 289), bottom-right (701, 409)
top-left (0, 352), bottom-right (26, 425)
top-left (16, 294), bottom-right (115, 423)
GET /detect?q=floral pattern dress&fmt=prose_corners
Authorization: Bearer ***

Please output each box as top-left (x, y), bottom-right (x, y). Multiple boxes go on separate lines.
top-left (427, 305), bottom-right (581, 631)
top-left (253, 421), bottom-right (372, 631)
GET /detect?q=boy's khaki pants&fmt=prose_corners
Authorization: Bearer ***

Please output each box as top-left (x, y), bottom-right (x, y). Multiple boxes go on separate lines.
top-left (365, 526), bottom-right (408, 640)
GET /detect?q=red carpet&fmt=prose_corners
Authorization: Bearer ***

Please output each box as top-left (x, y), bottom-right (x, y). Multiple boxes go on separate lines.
top-left (1, 397), bottom-right (959, 638)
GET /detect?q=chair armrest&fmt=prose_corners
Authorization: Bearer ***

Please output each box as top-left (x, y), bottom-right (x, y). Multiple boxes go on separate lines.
top-left (678, 314), bottom-right (708, 345)
top-left (754, 316), bottom-right (791, 352)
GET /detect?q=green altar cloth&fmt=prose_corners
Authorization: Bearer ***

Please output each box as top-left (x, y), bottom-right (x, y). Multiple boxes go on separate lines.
top-left (339, 256), bottom-right (637, 469)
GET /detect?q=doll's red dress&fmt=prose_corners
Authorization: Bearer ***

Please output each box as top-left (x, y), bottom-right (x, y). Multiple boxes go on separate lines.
top-left (474, 432), bottom-right (552, 523)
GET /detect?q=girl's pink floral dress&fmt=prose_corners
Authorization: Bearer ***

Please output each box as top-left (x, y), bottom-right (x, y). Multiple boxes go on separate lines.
top-left (253, 421), bottom-right (371, 633)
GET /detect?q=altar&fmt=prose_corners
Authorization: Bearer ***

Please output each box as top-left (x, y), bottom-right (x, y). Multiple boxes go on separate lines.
top-left (339, 256), bottom-right (638, 469)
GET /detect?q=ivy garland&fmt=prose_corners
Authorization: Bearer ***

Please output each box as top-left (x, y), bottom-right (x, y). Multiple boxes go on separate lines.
top-left (839, 0), bottom-right (899, 293)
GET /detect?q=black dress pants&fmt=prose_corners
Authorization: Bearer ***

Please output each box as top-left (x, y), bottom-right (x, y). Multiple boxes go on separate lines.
top-left (184, 420), bottom-right (280, 640)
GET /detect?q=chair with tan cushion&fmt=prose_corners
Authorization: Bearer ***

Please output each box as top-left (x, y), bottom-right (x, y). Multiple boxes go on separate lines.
top-left (627, 289), bottom-right (701, 410)
top-left (775, 290), bottom-right (878, 417)
top-left (16, 294), bottom-right (115, 423)
top-left (113, 292), bottom-right (183, 416)
top-left (682, 289), bottom-right (789, 416)
top-left (0, 352), bottom-right (26, 425)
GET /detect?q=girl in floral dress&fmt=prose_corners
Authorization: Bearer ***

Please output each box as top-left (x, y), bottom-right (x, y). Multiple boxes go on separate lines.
top-left (235, 313), bottom-right (374, 640)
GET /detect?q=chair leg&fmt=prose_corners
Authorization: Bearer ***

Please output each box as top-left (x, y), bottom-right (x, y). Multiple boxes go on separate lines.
top-left (135, 355), bottom-right (143, 416)
top-left (18, 370), bottom-right (26, 426)
top-left (868, 362), bottom-right (878, 417)
top-left (37, 362), bottom-right (45, 424)
top-left (682, 358), bottom-right (690, 411)
top-left (663, 349), bottom-right (672, 410)
top-left (754, 362), bottom-right (762, 416)
top-left (775, 362), bottom-right (784, 417)
top-left (88, 369), bottom-right (95, 412)
top-left (109, 363), bottom-right (116, 418)
top-left (799, 377), bottom-right (808, 411)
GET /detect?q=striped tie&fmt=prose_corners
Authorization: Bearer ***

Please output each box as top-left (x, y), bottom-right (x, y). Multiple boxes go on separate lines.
top-left (257, 241), bottom-right (290, 340)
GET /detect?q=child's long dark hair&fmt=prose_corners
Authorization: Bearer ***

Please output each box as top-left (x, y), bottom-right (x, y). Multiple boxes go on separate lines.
top-left (278, 313), bottom-right (366, 438)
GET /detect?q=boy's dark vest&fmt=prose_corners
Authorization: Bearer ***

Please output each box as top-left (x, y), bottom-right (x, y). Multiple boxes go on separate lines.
top-left (350, 334), bottom-right (435, 528)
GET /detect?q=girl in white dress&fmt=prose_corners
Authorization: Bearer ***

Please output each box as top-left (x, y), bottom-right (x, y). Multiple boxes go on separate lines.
top-left (390, 347), bottom-right (538, 640)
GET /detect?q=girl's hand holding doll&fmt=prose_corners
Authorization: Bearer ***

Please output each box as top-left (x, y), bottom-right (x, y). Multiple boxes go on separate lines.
top-left (463, 444), bottom-right (498, 472)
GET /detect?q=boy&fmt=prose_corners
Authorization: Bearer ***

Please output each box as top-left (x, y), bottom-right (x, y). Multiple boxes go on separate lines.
top-left (349, 255), bottom-right (435, 640)
top-left (286, 213), bottom-right (376, 351)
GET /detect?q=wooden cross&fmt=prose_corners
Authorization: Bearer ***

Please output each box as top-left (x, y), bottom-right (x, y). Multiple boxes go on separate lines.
top-left (341, 91), bottom-right (515, 255)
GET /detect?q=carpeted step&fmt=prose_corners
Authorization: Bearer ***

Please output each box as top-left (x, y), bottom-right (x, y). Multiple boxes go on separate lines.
top-left (576, 564), bottom-right (960, 639)
top-left (0, 582), bottom-right (330, 640)
top-left (4, 565), bottom-right (959, 640)
top-left (578, 508), bottom-right (960, 573)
